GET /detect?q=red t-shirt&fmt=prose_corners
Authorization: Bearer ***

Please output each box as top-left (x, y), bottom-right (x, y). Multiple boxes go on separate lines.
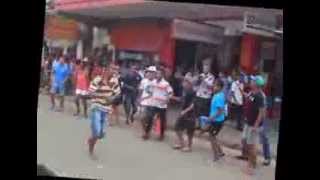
top-left (75, 69), bottom-right (89, 90)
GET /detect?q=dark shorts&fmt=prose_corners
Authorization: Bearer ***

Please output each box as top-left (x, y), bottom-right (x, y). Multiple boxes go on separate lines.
top-left (208, 122), bottom-right (224, 137)
top-left (194, 97), bottom-right (211, 117)
top-left (112, 95), bottom-right (122, 106)
top-left (174, 115), bottom-right (196, 136)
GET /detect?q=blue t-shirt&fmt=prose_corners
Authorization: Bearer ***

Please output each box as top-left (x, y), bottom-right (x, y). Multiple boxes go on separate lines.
top-left (53, 62), bottom-right (70, 86)
top-left (209, 91), bottom-right (226, 123)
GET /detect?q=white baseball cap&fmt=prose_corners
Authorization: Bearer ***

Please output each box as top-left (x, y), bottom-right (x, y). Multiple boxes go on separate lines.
top-left (145, 66), bottom-right (157, 72)
top-left (83, 57), bottom-right (89, 62)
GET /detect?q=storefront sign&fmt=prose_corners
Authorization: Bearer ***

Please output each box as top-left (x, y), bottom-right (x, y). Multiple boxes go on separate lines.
top-left (243, 12), bottom-right (283, 37)
top-left (45, 15), bottom-right (80, 41)
top-left (172, 19), bottom-right (224, 44)
top-left (117, 50), bottom-right (144, 61)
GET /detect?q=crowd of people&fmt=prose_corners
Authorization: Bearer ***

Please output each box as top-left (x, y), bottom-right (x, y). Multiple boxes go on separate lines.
top-left (40, 52), bottom-right (274, 175)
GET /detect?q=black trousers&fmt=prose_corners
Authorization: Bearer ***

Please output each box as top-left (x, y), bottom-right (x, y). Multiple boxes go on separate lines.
top-left (230, 104), bottom-right (244, 129)
top-left (144, 106), bottom-right (167, 137)
top-left (123, 93), bottom-right (138, 120)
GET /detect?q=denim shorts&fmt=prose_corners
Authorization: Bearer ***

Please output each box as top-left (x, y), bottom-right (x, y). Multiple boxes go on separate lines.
top-left (90, 107), bottom-right (108, 139)
top-left (50, 82), bottom-right (65, 96)
top-left (242, 124), bottom-right (263, 145)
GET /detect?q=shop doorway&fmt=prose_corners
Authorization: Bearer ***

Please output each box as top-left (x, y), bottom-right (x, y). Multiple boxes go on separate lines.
top-left (175, 40), bottom-right (197, 74)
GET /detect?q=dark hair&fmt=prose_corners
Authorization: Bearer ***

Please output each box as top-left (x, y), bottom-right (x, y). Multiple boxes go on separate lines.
top-left (215, 79), bottom-right (224, 89)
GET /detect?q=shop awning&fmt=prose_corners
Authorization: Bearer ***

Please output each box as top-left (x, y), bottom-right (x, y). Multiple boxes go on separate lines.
top-left (54, 0), bottom-right (282, 24)
top-left (172, 19), bottom-right (225, 44)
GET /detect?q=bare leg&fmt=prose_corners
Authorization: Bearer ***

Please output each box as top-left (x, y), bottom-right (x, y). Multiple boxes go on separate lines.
top-left (74, 95), bottom-right (80, 116)
top-left (174, 131), bottom-right (184, 148)
top-left (60, 96), bottom-right (64, 111)
top-left (210, 136), bottom-right (219, 161)
top-left (248, 144), bottom-right (257, 169)
top-left (82, 96), bottom-right (88, 118)
top-left (50, 93), bottom-right (55, 110)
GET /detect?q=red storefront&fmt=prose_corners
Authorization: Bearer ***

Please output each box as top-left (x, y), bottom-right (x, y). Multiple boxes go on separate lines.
top-left (239, 12), bottom-right (283, 120)
top-left (109, 19), bottom-right (175, 68)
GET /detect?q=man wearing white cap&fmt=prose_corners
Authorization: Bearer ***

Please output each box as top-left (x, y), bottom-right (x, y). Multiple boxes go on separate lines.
top-left (138, 66), bottom-right (157, 137)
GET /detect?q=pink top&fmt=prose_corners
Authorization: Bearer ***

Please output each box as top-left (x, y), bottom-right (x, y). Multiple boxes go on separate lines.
top-left (76, 69), bottom-right (89, 90)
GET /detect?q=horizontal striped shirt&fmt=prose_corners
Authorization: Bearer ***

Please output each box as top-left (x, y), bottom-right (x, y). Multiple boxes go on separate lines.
top-left (88, 82), bottom-right (116, 112)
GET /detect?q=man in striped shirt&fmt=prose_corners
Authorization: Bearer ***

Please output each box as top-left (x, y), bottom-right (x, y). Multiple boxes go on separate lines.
top-left (86, 74), bottom-right (120, 158)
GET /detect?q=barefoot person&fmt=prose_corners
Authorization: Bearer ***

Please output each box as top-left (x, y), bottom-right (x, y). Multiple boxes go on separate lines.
top-left (86, 75), bottom-right (118, 158)
top-left (172, 75), bottom-right (196, 152)
top-left (73, 57), bottom-right (90, 119)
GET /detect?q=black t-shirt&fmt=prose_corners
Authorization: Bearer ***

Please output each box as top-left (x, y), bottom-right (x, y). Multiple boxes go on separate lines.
top-left (121, 71), bottom-right (142, 95)
top-left (246, 91), bottom-right (266, 126)
top-left (181, 89), bottom-right (196, 117)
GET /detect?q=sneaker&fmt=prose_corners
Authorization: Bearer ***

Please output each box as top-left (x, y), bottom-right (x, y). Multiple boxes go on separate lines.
top-left (263, 159), bottom-right (271, 166)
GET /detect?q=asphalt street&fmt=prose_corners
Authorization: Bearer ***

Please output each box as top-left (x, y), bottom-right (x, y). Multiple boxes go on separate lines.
top-left (37, 94), bottom-right (276, 180)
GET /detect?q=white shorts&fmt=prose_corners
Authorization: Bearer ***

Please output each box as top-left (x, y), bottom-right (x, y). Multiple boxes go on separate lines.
top-left (75, 89), bottom-right (88, 96)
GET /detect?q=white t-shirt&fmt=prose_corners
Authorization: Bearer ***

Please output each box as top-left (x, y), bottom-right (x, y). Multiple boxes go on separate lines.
top-left (150, 79), bottom-right (173, 109)
top-left (230, 80), bottom-right (244, 105)
top-left (196, 73), bottom-right (215, 99)
top-left (139, 78), bottom-right (155, 106)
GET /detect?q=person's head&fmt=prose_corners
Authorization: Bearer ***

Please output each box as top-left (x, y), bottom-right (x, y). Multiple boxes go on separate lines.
top-left (110, 64), bottom-right (120, 74)
top-left (59, 56), bottom-right (65, 64)
top-left (213, 79), bottom-right (224, 93)
top-left (156, 68), bottom-right (164, 81)
top-left (218, 72), bottom-right (225, 78)
top-left (81, 57), bottom-right (89, 68)
top-left (203, 64), bottom-right (210, 74)
top-left (182, 76), bottom-right (193, 90)
top-left (233, 73), bottom-right (241, 81)
top-left (146, 66), bottom-right (157, 80)
top-left (250, 75), bottom-right (265, 91)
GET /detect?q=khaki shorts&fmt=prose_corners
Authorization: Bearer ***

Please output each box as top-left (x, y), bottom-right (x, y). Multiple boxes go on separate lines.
top-left (242, 124), bottom-right (262, 145)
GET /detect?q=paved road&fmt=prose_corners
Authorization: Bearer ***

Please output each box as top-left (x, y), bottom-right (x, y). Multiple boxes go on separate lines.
top-left (37, 95), bottom-right (276, 180)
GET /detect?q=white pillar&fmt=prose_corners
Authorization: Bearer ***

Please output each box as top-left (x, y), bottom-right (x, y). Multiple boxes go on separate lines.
top-left (76, 40), bottom-right (83, 60)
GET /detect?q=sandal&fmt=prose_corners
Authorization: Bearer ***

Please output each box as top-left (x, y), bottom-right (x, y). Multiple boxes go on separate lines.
top-left (173, 144), bottom-right (183, 150)
top-left (181, 147), bottom-right (192, 152)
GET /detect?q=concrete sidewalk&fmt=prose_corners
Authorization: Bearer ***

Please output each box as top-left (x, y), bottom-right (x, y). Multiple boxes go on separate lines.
top-left (41, 92), bottom-right (279, 160)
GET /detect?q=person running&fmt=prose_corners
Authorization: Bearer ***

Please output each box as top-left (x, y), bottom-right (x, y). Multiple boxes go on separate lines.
top-left (199, 79), bottom-right (226, 162)
top-left (138, 66), bottom-right (157, 139)
top-left (194, 63), bottom-right (215, 129)
top-left (50, 56), bottom-right (71, 112)
top-left (172, 75), bottom-right (196, 152)
top-left (229, 73), bottom-right (245, 130)
top-left (120, 64), bottom-right (142, 125)
top-left (86, 74), bottom-right (118, 159)
top-left (237, 75), bottom-right (267, 175)
top-left (73, 57), bottom-right (90, 119)
top-left (142, 68), bottom-right (173, 141)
